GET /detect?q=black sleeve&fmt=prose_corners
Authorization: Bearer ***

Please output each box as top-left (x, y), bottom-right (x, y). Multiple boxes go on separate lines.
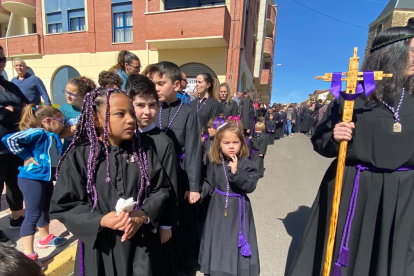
top-left (212, 101), bottom-right (221, 119)
top-left (241, 100), bottom-right (250, 129)
top-left (311, 99), bottom-right (353, 158)
top-left (232, 101), bottom-right (239, 116)
top-left (50, 150), bottom-right (104, 246)
top-left (140, 148), bottom-right (170, 229)
top-left (185, 111), bottom-right (203, 192)
top-left (200, 162), bottom-right (215, 201)
top-left (228, 159), bottom-right (259, 194)
top-left (160, 141), bottom-right (179, 227)
top-left (259, 136), bottom-right (268, 155)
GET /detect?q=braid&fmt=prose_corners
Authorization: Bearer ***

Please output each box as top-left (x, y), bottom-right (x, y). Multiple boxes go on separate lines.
top-left (56, 87), bottom-right (152, 211)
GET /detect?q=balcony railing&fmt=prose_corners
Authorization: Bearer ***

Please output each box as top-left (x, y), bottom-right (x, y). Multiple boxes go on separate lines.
top-left (263, 37), bottom-right (274, 58)
top-left (145, 5), bottom-right (231, 49)
top-left (4, 34), bottom-right (41, 56)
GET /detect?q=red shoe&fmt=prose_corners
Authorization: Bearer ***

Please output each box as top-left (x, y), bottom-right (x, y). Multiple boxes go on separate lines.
top-left (26, 252), bottom-right (39, 261)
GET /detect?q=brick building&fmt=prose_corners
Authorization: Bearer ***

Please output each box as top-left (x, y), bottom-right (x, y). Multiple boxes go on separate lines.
top-left (364, 0), bottom-right (414, 58)
top-left (0, 0), bottom-right (277, 105)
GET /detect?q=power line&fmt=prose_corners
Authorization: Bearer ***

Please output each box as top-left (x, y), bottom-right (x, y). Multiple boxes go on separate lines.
top-left (290, 0), bottom-right (369, 30)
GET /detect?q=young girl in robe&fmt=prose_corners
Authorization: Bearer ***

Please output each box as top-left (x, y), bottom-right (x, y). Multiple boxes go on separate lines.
top-left (2, 104), bottom-right (67, 261)
top-left (50, 87), bottom-right (170, 276)
top-left (199, 121), bottom-right (260, 276)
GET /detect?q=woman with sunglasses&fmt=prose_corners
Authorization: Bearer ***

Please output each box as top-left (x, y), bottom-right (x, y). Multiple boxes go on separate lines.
top-left (115, 50), bottom-right (141, 89)
top-left (59, 76), bottom-right (96, 152)
top-left (0, 45), bottom-right (30, 247)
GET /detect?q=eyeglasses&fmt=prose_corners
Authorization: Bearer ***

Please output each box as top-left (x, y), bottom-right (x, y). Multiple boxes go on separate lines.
top-left (0, 57), bottom-right (7, 63)
top-left (128, 64), bottom-right (141, 70)
top-left (42, 117), bottom-right (64, 124)
top-left (63, 90), bottom-right (82, 98)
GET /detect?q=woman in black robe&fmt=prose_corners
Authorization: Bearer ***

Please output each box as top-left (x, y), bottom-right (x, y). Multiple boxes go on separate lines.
top-left (190, 73), bottom-right (221, 131)
top-left (299, 104), bottom-right (312, 134)
top-left (288, 27), bottom-right (414, 276)
top-left (218, 83), bottom-right (238, 118)
top-left (240, 91), bottom-right (256, 138)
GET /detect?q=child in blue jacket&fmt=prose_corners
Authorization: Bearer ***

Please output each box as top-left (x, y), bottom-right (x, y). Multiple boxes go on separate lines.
top-left (2, 104), bottom-right (67, 261)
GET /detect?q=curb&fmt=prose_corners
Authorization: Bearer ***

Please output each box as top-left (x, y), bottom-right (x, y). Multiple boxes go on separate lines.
top-left (44, 241), bottom-right (77, 276)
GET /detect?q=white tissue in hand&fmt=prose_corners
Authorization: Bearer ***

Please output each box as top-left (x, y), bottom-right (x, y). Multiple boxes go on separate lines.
top-left (115, 197), bottom-right (137, 215)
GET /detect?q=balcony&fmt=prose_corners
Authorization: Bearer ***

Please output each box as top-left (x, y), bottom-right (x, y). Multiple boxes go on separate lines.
top-left (263, 37), bottom-right (274, 59)
top-left (145, 6), bottom-right (231, 49)
top-left (260, 69), bottom-right (270, 85)
top-left (266, 4), bottom-right (276, 37)
top-left (1, 0), bottom-right (36, 18)
top-left (6, 34), bottom-right (41, 57)
top-left (0, 4), bottom-right (9, 24)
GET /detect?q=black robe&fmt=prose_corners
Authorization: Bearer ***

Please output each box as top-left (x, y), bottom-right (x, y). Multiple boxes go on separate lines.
top-left (156, 100), bottom-right (203, 273)
top-left (190, 97), bottom-right (221, 131)
top-left (249, 132), bottom-right (267, 178)
top-left (241, 98), bottom-right (256, 136)
top-left (256, 108), bottom-right (267, 119)
top-left (299, 105), bottom-right (312, 133)
top-left (265, 119), bottom-right (276, 144)
top-left (50, 141), bottom-right (170, 276)
top-left (199, 158), bottom-right (260, 276)
top-left (220, 100), bottom-right (239, 118)
top-left (288, 95), bottom-right (414, 276)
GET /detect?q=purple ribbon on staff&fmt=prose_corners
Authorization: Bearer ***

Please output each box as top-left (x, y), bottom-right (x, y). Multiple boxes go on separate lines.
top-left (330, 72), bottom-right (376, 101)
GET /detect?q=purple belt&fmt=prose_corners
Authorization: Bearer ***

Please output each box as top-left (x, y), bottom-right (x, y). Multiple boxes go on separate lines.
top-left (333, 164), bottom-right (414, 276)
top-left (250, 150), bottom-right (259, 160)
top-left (176, 153), bottom-right (185, 167)
top-left (215, 187), bottom-right (252, 257)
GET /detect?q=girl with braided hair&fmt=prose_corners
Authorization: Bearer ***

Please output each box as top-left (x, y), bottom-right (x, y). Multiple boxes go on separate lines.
top-left (50, 87), bottom-right (170, 276)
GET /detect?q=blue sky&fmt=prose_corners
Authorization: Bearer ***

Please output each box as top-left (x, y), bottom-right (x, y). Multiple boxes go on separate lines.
top-left (271, 0), bottom-right (388, 104)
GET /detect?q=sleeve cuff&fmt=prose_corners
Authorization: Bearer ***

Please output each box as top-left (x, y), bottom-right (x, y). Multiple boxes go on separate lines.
top-left (160, 225), bottom-right (172, 229)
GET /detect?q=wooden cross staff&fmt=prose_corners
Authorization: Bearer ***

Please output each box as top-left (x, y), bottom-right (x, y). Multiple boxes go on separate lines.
top-left (315, 47), bottom-right (392, 276)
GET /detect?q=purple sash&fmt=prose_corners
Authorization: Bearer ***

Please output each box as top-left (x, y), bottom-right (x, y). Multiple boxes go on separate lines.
top-left (333, 164), bottom-right (414, 276)
top-left (176, 154), bottom-right (185, 167)
top-left (250, 150), bottom-right (259, 160)
top-left (215, 187), bottom-right (251, 257)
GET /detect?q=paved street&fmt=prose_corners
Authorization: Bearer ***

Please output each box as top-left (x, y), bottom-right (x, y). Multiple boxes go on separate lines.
top-left (249, 133), bottom-right (332, 276)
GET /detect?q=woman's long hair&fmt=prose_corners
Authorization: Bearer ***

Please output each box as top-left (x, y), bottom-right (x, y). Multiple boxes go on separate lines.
top-left (363, 26), bottom-right (414, 105)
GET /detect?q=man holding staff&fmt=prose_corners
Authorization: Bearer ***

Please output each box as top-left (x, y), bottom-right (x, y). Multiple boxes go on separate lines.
top-left (288, 26), bottom-right (414, 276)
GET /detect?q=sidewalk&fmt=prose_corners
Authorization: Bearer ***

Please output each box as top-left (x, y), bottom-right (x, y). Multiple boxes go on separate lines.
top-left (1, 191), bottom-right (76, 275)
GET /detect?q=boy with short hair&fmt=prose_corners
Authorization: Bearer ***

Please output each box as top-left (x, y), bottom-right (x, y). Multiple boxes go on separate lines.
top-left (148, 61), bottom-right (202, 275)
top-left (126, 73), bottom-right (178, 275)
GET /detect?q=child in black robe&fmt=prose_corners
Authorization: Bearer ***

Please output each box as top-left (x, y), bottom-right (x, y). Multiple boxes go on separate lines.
top-left (148, 62), bottom-right (203, 275)
top-left (265, 114), bottom-right (276, 144)
top-left (199, 121), bottom-right (260, 276)
top-left (50, 88), bottom-right (170, 276)
top-left (126, 74), bottom-right (178, 275)
top-left (249, 122), bottom-right (268, 178)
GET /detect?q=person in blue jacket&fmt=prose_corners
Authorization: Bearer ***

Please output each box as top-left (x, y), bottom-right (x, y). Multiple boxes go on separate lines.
top-left (2, 104), bottom-right (67, 262)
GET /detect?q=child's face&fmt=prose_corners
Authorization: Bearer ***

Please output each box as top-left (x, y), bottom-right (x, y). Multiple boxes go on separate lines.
top-left (269, 115), bottom-right (274, 120)
top-left (64, 83), bottom-right (84, 108)
top-left (220, 131), bottom-right (241, 158)
top-left (256, 129), bottom-right (262, 134)
top-left (207, 126), bottom-right (216, 137)
top-left (95, 93), bottom-right (136, 146)
top-left (132, 95), bottom-right (158, 129)
top-left (41, 114), bottom-right (64, 134)
top-left (152, 72), bottom-right (180, 104)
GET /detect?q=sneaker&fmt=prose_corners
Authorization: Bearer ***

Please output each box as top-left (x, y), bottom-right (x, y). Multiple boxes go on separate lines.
top-left (26, 252), bottom-right (39, 261)
top-left (0, 230), bottom-right (16, 247)
top-left (37, 234), bottom-right (67, 249)
top-left (9, 216), bottom-right (24, 229)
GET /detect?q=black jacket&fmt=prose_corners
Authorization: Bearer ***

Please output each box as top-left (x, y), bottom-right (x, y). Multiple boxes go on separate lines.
top-left (0, 76), bottom-right (30, 153)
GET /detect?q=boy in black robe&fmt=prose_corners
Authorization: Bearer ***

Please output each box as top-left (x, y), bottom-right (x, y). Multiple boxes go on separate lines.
top-left (126, 74), bottom-right (178, 275)
top-left (240, 93), bottom-right (256, 138)
top-left (265, 114), bottom-right (276, 144)
top-left (148, 62), bottom-right (202, 275)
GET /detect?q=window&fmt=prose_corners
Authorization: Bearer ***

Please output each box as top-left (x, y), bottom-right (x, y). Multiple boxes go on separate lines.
top-left (32, 24), bottom-right (37, 33)
top-left (69, 9), bottom-right (86, 31)
top-left (47, 12), bottom-right (62, 34)
top-left (165, 0), bottom-right (224, 10)
top-left (112, 2), bottom-right (133, 43)
top-left (45, 0), bottom-right (86, 34)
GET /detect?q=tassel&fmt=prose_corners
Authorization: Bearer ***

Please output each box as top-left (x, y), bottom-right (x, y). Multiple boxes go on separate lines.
top-left (240, 241), bottom-right (252, 257)
top-left (332, 263), bottom-right (342, 276)
top-left (337, 247), bottom-right (349, 266)
top-left (238, 233), bottom-right (247, 248)
top-left (105, 177), bottom-right (111, 183)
